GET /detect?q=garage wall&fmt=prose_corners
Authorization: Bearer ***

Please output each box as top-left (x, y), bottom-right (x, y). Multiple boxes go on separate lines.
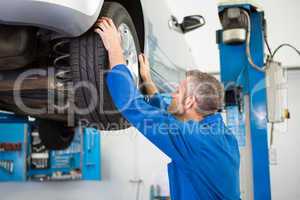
top-left (256, 0), bottom-right (300, 67)
top-left (270, 69), bottom-right (300, 200)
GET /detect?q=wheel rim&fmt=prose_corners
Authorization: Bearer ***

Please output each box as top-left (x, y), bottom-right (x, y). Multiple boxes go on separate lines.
top-left (118, 23), bottom-right (139, 87)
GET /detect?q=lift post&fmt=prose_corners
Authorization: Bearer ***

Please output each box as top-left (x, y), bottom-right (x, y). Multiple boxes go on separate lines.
top-left (217, 2), bottom-right (271, 200)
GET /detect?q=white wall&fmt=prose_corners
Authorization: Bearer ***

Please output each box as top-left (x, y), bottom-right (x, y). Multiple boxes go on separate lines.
top-left (257, 0), bottom-right (300, 67)
top-left (270, 70), bottom-right (300, 200)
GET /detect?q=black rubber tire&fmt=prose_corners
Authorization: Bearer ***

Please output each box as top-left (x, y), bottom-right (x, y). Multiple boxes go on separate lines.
top-left (38, 119), bottom-right (75, 150)
top-left (70, 2), bottom-right (141, 130)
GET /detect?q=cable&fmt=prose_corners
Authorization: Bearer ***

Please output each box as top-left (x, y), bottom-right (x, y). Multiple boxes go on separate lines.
top-left (264, 37), bottom-right (273, 56)
top-left (270, 122), bottom-right (274, 147)
top-left (271, 43), bottom-right (300, 60)
top-left (229, 11), bottom-right (299, 73)
top-left (242, 10), bottom-right (266, 72)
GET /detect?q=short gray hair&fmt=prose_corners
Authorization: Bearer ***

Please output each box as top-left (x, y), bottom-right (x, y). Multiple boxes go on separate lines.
top-left (186, 70), bottom-right (224, 116)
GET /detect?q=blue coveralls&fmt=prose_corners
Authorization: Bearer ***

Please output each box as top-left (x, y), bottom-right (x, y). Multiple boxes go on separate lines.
top-left (106, 64), bottom-right (241, 200)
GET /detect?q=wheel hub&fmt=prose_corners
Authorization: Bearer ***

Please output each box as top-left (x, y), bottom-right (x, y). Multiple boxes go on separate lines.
top-left (118, 23), bottom-right (139, 87)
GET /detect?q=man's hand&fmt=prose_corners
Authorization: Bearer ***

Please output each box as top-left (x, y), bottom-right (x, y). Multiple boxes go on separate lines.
top-left (139, 53), bottom-right (152, 82)
top-left (139, 54), bottom-right (158, 95)
top-left (95, 17), bottom-right (125, 69)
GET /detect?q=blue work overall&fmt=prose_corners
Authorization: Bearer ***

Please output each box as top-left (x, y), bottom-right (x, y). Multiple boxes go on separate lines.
top-left (106, 64), bottom-right (241, 200)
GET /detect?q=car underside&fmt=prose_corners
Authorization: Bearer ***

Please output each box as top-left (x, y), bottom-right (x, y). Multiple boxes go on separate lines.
top-left (0, 1), bottom-right (144, 149)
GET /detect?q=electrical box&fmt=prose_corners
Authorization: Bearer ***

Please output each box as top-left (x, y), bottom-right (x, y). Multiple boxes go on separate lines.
top-left (266, 60), bottom-right (288, 123)
top-left (0, 113), bottom-right (101, 182)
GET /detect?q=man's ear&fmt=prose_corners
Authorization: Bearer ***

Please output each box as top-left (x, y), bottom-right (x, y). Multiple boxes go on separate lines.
top-left (184, 96), bottom-right (196, 110)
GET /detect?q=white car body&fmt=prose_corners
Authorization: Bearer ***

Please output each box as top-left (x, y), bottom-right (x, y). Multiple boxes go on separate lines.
top-left (0, 0), bottom-right (202, 87)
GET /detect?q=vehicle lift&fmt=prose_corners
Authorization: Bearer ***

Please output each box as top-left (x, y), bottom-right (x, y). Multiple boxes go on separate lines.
top-left (217, 1), bottom-right (289, 199)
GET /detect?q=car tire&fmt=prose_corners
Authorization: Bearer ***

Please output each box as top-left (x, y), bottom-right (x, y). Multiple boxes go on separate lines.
top-left (70, 2), bottom-right (141, 130)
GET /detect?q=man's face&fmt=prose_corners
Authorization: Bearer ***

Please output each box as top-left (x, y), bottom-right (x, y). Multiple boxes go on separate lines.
top-left (168, 79), bottom-right (188, 115)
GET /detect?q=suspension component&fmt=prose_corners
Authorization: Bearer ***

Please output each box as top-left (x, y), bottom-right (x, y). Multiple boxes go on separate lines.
top-left (52, 39), bottom-right (73, 112)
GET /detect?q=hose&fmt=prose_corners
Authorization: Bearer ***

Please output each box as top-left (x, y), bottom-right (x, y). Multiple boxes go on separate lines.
top-left (241, 9), bottom-right (266, 72)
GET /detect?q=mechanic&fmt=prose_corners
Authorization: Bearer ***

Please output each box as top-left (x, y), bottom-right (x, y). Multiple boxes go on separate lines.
top-left (95, 17), bottom-right (240, 200)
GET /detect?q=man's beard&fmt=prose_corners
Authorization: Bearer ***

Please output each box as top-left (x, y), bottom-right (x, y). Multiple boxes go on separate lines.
top-left (168, 98), bottom-right (185, 116)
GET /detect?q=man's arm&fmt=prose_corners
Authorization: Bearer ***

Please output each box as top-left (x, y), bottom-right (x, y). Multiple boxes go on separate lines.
top-left (95, 18), bottom-right (158, 95)
top-left (95, 18), bottom-right (167, 110)
top-left (95, 18), bottom-right (189, 163)
top-left (139, 53), bottom-right (172, 111)
top-left (95, 17), bottom-right (126, 68)
top-left (139, 54), bottom-right (159, 95)
top-left (106, 64), bottom-right (188, 163)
